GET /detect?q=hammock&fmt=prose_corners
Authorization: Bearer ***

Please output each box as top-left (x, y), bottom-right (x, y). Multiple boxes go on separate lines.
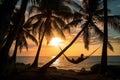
top-left (63, 47), bottom-right (99, 64)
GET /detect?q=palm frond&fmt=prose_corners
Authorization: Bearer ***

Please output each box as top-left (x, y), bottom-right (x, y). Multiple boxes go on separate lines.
top-left (45, 19), bottom-right (54, 44)
top-left (81, 0), bottom-right (88, 11)
top-left (24, 30), bottom-right (38, 45)
top-left (38, 22), bottom-right (44, 40)
top-left (32, 19), bottom-right (43, 35)
top-left (23, 38), bottom-right (28, 52)
top-left (83, 25), bottom-right (89, 50)
top-left (64, 19), bottom-right (82, 29)
top-left (91, 22), bottom-right (104, 41)
top-left (107, 41), bottom-right (114, 51)
top-left (18, 36), bottom-right (28, 53)
top-left (41, 0), bottom-right (64, 11)
top-left (54, 5), bottom-right (73, 19)
top-left (28, 5), bottom-right (41, 15)
top-left (88, 0), bottom-right (99, 12)
top-left (55, 11), bottom-right (73, 19)
top-left (30, 0), bottom-right (41, 5)
top-left (52, 20), bottom-right (66, 40)
top-left (73, 12), bottom-right (82, 21)
top-left (27, 14), bottom-right (46, 23)
top-left (95, 8), bottom-right (104, 15)
top-left (108, 15), bottom-right (120, 33)
top-left (24, 14), bottom-right (45, 28)
top-left (52, 16), bottom-right (66, 29)
top-left (54, 7), bottom-right (73, 19)
top-left (66, 0), bottom-right (84, 12)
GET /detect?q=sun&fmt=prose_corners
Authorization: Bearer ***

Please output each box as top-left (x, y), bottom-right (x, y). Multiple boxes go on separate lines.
top-left (49, 37), bottom-right (63, 46)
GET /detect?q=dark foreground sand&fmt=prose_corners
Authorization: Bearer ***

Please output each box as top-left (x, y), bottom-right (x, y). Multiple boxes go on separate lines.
top-left (2, 64), bottom-right (120, 80)
top-left (6, 68), bottom-right (104, 80)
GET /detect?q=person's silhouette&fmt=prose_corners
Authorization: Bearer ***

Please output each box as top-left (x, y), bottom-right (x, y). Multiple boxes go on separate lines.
top-left (71, 53), bottom-right (84, 62)
top-left (80, 54), bottom-right (84, 59)
top-left (76, 53), bottom-right (84, 61)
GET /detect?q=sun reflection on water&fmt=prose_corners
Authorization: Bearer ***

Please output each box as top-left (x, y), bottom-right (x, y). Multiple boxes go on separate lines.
top-left (51, 56), bottom-right (60, 66)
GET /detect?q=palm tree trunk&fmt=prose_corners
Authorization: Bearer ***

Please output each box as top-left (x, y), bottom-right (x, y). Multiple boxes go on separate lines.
top-left (101, 0), bottom-right (108, 74)
top-left (39, 24), bottom-right (87, 72)
top-left (31, 29), bottom-right (46, 67)
top-left (0, 0), bottom-right (29, 73)
top-left (0, 0), bottom-right (18, 47)
top-left (31, 10), bottom-right (51, 68)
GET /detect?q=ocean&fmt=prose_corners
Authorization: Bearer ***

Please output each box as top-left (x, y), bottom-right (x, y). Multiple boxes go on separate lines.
top-left (16, 56), bottom-right (120, 72)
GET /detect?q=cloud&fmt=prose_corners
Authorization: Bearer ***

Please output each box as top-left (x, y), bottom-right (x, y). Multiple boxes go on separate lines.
top-left (113, 36), bottom-right (120, 39)
top-left (110, 36), bottom-right (120, 40)
top-left (117, 4), bottom-right (120, 7)
top-left (109, 36), bottom-right (120, 44)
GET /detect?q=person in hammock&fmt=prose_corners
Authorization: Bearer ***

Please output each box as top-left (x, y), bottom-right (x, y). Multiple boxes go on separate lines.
top-left (63, 53), bottom-right (89, 64)
top-left (72, 54), bottom-right (84, 61)
top-left (63, 47), bottom-right (99, 64)
top-left (71, 54), bottom-right (88, 63)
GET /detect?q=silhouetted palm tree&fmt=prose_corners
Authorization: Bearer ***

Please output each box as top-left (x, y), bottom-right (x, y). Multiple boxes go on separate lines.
top-left (0, 0), bottom-right (40, 48)
top-left (29, 0), bottom-right (83, 68)
top-left (100, 0), bottom-right (108, 74)
top-left (68, 0), bottom-right (120, 74)
top-left (66, 0), bottom-right (105, 50)
top-left (8, 8), bottom-right (38, 64)
top-left (70, 0), bottom-right (120, 74)
top-left (38, 0), bottom-right (87, 72)
top-left (0, 0), bottom-right (41, 63)
top-left (25, 0), bottom-right (74, 67)
top-left (0, 0), bottom-right (29, 75)
top-left (101, 0), bottom-right (120, 74)
top-left (0, 0), bottom-right (18, 47)
top-left (10, 28), bottom-right (38, 64)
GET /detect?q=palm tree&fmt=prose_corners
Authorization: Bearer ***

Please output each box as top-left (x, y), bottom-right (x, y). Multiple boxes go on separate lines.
top-left (10, 28), bottom-right (38, 64)
top-left (0, 0), bottom-right (41, 65)
top-left (0, 0), bottom-right (19, 47)
top-left (101, 0), bottom-right (120, 74)
top-left (37, 0), bottom-right (91, 72)
top-left (100, 0), bottom-right (108, 74)
top-left (0, 0), bottom-right (40, 48)
top-left (28, 0), bottom-right (84, 68)
top-left (68, 0), bottom-right (120, 74)
top-left (25, 0), bottom-right (73, 67)
top-left (31, 27), bottom-right (45, 67)
top-left (8, 8), bottom-right (38, 64)
top-left (0, 0), bottom-right (29, 75)
top-left (69, 0), bottom-right (120, 74)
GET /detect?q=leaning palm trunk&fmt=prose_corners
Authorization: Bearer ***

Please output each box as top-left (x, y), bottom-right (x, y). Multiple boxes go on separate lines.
top-left (101, 0), bottom-right (108, 74)
top-left (31, 29), bottom-right (46, 67)
top-left (39, 24), bottom-right (87, 72)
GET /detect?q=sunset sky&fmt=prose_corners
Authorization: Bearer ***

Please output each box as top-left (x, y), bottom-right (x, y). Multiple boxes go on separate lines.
top-left (14, 0), bottom-right (120, 56)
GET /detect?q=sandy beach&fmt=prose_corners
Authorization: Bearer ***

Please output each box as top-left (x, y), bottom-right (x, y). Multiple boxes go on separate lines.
top-left (2, 64), bottom-right (120, 80)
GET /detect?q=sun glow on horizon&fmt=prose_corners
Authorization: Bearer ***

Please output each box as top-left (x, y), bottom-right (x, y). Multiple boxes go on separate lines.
top-left (49, 37), bottom-right (63, 47)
